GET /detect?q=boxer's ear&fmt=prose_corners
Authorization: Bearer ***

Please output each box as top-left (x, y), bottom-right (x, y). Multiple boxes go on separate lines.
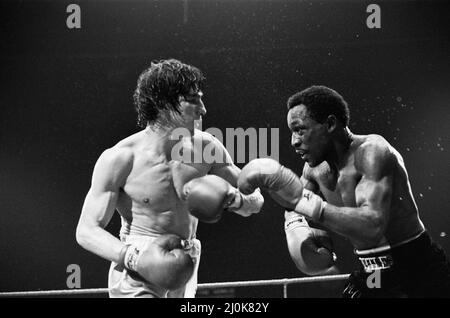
top-left (325, 115), bottom-right (337, 133)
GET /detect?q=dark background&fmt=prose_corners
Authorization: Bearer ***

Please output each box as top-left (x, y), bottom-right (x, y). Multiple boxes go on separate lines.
top-left (1, 0), bottom-right (449, 297)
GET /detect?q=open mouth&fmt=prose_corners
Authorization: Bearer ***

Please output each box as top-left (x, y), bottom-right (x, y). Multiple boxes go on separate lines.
top-left (295, 149), bottom-right (308, 160)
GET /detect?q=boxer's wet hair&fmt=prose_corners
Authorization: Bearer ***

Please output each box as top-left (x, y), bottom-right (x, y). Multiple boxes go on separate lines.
top-left (287, 85), bottom-right (350, 127)
top-left (133, 59), bottom-right (206, 127)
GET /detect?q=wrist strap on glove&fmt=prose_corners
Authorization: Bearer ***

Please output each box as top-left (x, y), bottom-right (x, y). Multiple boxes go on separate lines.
top-left (228, 188), bottom-right (263, 217)
top-left (294, 189), bottom-right (327, 222)
top-left (284, 211), bottom-right (309, 232)
top-left (123, 244), bottom-right (140, 271)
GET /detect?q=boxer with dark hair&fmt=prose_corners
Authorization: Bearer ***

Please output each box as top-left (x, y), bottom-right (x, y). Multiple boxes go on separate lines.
top-left (76, 59), bottom-right (263, 298)
top-left (239, 85), bottom-right (450, 297)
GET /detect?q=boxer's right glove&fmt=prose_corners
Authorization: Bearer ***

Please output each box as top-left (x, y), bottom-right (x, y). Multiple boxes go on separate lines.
top-left (182, 174), bottom-right (263, 223)
top-left (121, 234), bottom-right (194, 290)
top-left (284, 211), bottom-right (337, 276)
top-left (182, 175), bottom-right (235, 223)
top-left (238, 158), bottom-right (326, 222)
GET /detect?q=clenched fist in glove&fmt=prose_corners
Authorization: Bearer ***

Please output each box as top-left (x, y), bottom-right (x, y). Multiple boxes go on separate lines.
top-left (284, 211), bottom-right (337, 276)
top-left (121, 234), bottom-right (194, 290)
top-left (182, 174), bottom-right (263, 223)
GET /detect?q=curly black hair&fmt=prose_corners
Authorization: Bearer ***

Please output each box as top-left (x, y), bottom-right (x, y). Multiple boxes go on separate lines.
top-left (287, 85), bottom-right (350, 127)
top-left (133, 59), bottom-right (206, 127)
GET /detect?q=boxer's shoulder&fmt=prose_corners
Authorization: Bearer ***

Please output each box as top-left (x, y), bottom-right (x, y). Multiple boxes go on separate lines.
top-left (194, 129), bottom-right (221, 145)
top-left (97, 144), bottom-right (134, 180)
top-left (354, 134), bottom-right (395, 175)
top-left (194, 129), bottom-right (232, 164)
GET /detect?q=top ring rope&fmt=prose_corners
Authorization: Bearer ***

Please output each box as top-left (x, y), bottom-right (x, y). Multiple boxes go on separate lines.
top-left (0, 274), bottom-right (350, 297)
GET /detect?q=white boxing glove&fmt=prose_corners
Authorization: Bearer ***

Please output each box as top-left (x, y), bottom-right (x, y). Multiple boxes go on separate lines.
top-left (284, 211), bottom-right (337, 276)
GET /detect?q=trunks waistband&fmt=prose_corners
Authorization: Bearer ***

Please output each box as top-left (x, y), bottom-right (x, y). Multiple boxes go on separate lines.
top-left (354, 229), bottom-right (425, 256)
top-left (120, 233), bottom-right (197, 243)
top-left (119, 234), bottom-right (201, 260)
top-left (354, 229), bottom-right (426, 273)
top-left (358, 254), bottom-right (394, 273)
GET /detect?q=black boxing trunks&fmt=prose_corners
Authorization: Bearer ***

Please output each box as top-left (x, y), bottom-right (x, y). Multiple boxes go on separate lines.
top-left (342, 231), bottom-right (450, 298)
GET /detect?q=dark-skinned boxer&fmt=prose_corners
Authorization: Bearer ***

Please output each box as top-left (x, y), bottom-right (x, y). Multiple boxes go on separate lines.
top-left (238, 86), bottom-right (450, 298)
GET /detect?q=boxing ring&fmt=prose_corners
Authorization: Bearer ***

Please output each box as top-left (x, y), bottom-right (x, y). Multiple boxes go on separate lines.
top-left (0, 274), bottom-right (349, 298)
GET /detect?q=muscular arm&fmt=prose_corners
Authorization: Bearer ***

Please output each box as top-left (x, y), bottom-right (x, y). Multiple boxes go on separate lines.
top-left (75, 148), bottom-right (133, 263)
top-left (319, 143), bottom-right (393, 249)
top-left (207, 135), bottom-right (240, 186)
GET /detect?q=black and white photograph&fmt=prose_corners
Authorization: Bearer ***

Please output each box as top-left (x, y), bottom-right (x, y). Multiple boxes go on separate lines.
top-left (1, 0), bottom-right (449, 301)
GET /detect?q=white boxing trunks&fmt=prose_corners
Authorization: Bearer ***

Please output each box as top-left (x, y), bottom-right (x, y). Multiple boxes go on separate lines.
top-left (108, 235), bottom-right (201, 298)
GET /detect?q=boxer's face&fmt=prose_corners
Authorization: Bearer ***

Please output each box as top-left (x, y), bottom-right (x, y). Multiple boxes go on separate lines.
top-left (287, 104), bottom-right (330, 167)
top-left (178, 89), bottom-right (206, 132)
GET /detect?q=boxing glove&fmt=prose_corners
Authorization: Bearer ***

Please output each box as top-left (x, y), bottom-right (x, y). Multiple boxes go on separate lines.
top-left (238, 158), bottom-right (326, 221)
top-left (182, 175), bottom-right (237, 223)
top-left (123, 234), bottom-right (194, 290)
top-left (284, 211), bottom-right (337, 276)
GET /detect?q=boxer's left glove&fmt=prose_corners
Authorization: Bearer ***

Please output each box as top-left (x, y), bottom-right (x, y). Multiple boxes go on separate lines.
top-left (122, 234), bottom-right (194, 290)
top-left (284, 211), bottom-right (337, 276)
top-left (182, 175), bottom-right (237, 223)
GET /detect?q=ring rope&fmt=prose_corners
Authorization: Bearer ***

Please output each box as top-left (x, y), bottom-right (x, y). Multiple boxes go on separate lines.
top-left (0, 274), bottom-right (349, 297)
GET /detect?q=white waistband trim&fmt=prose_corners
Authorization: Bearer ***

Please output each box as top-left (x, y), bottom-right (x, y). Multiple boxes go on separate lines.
top-left (120, 233), bottom-right (197, 244)
top-left (355, 229), bottom-right (425, 256)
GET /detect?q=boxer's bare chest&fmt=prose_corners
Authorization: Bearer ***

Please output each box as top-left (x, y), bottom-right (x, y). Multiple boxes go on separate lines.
top-left (119, 150), bottom-right (210, 211)
top-left (310, 156), bottom-right (362, 208)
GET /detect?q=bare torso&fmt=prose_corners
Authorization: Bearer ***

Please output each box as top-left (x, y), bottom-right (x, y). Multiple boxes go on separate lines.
top-left (113, 129), bottom-right (217, 240)
top-left (305, 134), bottom-right (425, 248)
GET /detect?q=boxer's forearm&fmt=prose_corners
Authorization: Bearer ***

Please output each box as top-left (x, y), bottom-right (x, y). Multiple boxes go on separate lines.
top-left (319, 204), bottom-right (386, 248)
top-left (76, 224), bottom-right (126, 264)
